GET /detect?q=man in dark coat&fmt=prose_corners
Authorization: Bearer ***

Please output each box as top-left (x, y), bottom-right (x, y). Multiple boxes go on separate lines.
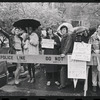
top-left (59, 26), bottom-right (96, 89)
top-left (59, 25), bottom-right (73, 89)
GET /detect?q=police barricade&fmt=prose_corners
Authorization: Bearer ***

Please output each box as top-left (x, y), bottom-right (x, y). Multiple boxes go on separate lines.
top-left (0, 54), bottom-right (97, 96)
top-left (0, 54), bottom-right (96, 65)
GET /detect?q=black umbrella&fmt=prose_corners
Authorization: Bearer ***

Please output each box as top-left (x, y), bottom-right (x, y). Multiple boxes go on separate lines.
top-left (13, 19), bottom-right (41, 31)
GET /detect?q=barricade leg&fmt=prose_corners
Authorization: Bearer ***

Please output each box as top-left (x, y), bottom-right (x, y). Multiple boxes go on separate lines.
top-left (84, 66), bottom-right (90, 96)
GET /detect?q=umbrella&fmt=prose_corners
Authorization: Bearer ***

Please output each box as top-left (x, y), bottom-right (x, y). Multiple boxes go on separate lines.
top-left (57, 23), bottom-right (73, 35)
top-left (71, 26), bottom-right (90, 43)
top-left (72, 26), bottom-right (88, 35)
top-left (13, 19), bottom-right (41, 31)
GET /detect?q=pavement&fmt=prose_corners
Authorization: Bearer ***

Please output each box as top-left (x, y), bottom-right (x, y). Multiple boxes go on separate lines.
top-left (0, 67), bottom-right (99, 96)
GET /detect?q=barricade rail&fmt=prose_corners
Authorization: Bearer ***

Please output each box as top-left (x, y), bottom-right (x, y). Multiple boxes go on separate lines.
top-left (0, 54), bottom-right (98, 65)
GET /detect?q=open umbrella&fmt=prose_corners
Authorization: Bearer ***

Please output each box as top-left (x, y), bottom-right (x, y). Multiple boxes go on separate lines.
top-left (13, 19), bottom-right (41, 31)
top-left (71, 26), bottom-right (90, 43)
top-left (72, 26), bottom-right (88, 35)
top-left (57, 23), bottom-right (73, 35)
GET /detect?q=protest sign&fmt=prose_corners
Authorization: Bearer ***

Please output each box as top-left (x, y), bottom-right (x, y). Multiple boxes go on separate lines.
top-left (71, 42), bottom-right (91, 61)
top-left (68, 55), bottom-right (86, 79)
top-left (41, 39), bottom-right (54, 49)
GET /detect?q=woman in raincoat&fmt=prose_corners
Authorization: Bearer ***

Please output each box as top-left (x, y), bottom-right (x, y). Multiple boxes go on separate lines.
top-left (27, 27), bottom-right (39, 83)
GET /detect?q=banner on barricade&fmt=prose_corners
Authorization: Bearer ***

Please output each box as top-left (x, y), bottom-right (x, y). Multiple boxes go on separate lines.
top-left (71, 42), bottom-right (91, 61)
top-left (0, 54), bottom-right (68, 64)
top-left (68, 55), bottom-right (87, 79)
top-left (0, 54), bottom-right (96, 65)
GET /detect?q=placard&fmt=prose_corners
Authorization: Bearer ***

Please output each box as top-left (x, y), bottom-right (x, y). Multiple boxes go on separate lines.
top-left (68, 55), bottom-right (86, 79)
top-left (71, 42), bottom-right (91, 61)
top-left (41, 39), bottom-right (54, 49)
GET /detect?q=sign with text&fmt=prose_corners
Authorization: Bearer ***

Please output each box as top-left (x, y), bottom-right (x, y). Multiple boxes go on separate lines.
top-left (68, 55), bottom-right (86, 79)
top-left (71, 42), bottom-right (91, 61)
top-left (0, 54), bottom-right (96, 65)
top-left (41, 39), bottom-right (54, 49)
top-left (0, 54), bottom-right (68, 64)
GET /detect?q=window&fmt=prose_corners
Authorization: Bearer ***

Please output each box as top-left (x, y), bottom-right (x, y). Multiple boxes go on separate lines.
top-left (71, 20), bottom-right (82, 27)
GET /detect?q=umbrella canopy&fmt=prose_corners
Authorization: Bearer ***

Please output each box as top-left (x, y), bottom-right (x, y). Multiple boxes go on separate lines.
top-left (72, 26), bottom-right (88, 35)
top-left (13, 19), bottom-right (41, 31)
top-left (57, 23), bottom-right (73, 35)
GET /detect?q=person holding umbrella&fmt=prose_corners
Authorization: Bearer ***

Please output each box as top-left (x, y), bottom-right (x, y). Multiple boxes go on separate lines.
top-left (11, 27), bottom-right (26, 85)
top-left (26, 26), bottom-right (39, 83)
top-left (69, 26), bottom-right (96, 92)
top-left (13, 19), bottom-right (41, 84)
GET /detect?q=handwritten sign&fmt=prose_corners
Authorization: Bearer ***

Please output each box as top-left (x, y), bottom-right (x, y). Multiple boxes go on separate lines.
top-left (68, 55), bottom-right (86, 79)
top-left (71, 42), bottom-right (91, 61)
top-left (41, 39), bottom-right (54, 49)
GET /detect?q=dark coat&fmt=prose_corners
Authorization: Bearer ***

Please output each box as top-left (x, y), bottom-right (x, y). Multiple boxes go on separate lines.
top-left (60, 34), bottom-right (73, 54)
top-left (44, 35), bottom-right (61, 72)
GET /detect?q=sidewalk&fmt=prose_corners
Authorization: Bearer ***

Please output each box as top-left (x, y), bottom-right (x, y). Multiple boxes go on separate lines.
top-left (0, 68), bottom-right (99, 96)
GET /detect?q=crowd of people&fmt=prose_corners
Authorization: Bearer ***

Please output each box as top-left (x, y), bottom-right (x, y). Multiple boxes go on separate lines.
top-left (7, 21), bottom-right (100, 93)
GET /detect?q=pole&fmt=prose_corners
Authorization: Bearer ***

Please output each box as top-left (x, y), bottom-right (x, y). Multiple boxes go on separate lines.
top-left (84, 66), bottom-right (90, 96)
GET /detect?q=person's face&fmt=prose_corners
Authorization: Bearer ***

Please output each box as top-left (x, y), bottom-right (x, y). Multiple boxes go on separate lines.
top-left (83, 31), bottom-right (88, 37)
top-left (47, 28), bottom-right (53, 35)
top-left (61, 28), bottom-right (68, 35)
top-left (28, 27), bottom-right (33, 35)
top-left (15, 28), bottom-right (24, 36)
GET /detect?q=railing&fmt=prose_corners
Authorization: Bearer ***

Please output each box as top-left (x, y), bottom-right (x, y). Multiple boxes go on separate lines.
top-left (0, 54), bottom-right (97, 65)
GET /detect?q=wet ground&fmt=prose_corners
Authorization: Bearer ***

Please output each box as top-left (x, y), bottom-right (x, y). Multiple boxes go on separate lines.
top-left (0, 66), bottom-right (100, 96)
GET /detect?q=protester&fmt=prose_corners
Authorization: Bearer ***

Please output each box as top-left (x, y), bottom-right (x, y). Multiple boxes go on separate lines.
top-left (41, 28), bottom-right (47, 39)
top-left (21, 32), bottom-right (29, 73)
top-left (58, 25), bottom-right (73, 89)
top-left (43, 27), bottom-right (61, 86)
top-left (71, 26), bottom-right (96, 43)
top-left (12, 27), bottom-right (25, 85)
top-left (27, 27), bottom-right (39, 83)
top-left (89, 25), bottom-right (100, 92)
top-left (41, 28), bottom-right (47, 55)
